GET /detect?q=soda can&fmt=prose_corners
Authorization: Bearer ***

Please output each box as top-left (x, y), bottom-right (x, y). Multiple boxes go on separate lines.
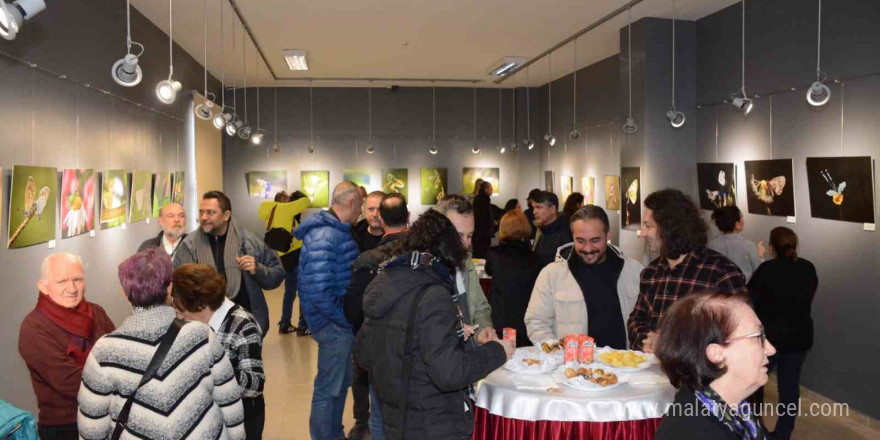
top-left (502, 327), bottom-right (516, 341)
top-left (578, 335), bottom-right (595, 364)
top-left (564, 334), bottom-right (579, 364)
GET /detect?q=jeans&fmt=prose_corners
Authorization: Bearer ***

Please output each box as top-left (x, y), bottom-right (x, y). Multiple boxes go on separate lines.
top-left (242, 395), bottom-right (266, 440)
top-left (352, 359), bottom-right (370, 426)
top-left (757, 350), bottom-right (808, 439)
top-left (280, 266), bottom-right (307, 329)
top-left (310, 322), bottom-right (354, 440)
top-left (37, 423), bottom-right (78, 440)
top-left (369, 385), bottom-right (386, 440)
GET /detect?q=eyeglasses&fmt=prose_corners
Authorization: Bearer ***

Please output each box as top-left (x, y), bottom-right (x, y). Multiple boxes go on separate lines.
top-left (725, 328), bottom-right (766, 346)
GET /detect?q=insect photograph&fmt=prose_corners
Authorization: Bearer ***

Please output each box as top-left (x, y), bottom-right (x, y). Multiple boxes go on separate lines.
top-left (744, 159), bottom-right (795, 217)
top-left (806, 156), bottom-right (875, 223)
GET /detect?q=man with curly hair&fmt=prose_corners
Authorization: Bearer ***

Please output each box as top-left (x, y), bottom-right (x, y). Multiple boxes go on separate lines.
top-left (628, 188), bottom-right (747, 353)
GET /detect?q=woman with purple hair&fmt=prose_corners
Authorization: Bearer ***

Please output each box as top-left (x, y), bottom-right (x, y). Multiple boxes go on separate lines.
top-left (77, 248), bottom-right (246, 440)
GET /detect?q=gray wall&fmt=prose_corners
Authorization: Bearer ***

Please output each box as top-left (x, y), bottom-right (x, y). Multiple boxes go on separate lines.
top-left (0, 0), bottom-right (217, 416)
top-left (696, 0), bottom-right (880, 419)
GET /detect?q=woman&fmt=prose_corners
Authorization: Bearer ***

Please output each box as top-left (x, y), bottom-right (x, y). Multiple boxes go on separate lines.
top-left (472, 181), bottom-right (495, 259)
top-left (503, 198), bottom-right (521, 213)
top-left (355, 209), bottom-right (515, 440)
top-left (749, 227), bottom-right (818, 440)
top-left (562, 192), bottom-right (584, 220)
top-left (171, 264), bottom-right (266, 440)
top-left (654, 291), bottom-right (775, 440)
top-left (77, 248), bottom-right (244, 440)
top-left (485, 210), bottom-right (542, 347)
top-left (708, 205), bottom-right (764, 281)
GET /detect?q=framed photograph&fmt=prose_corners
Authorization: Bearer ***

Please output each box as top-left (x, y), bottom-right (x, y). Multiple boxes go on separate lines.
top-left (744, 159), bottom-right (795, 217)
top-left (805, 156), bottom-right (875, 223)
top-left (697, 163), bottom-right (737, 210)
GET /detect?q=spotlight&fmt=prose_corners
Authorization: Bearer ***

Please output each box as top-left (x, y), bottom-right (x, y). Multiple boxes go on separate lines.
top-left (308, 145), bottom-right (316, 154)
top-left (251, 131), bottom-right (264, 145)
top-left (497, 145), bottom-right (506, 154)
top-left (237, 124), bottom-right (252, 140)
top-left (428, 146), bottom-right (438, 155)
top-left (544, 133), bottom-right (556, 146)
top-left (226, 120), bottom-right (242, 137)
top-left (111, 54), bottom-right (142, 87)
top-left (156, 79), bottom-right (182, 104)
top-left (213, 111), bottom-right (232, 130)
top-left (524, 139), bottom-right (535, 150)
top-left (731, 95), bottom-right (753, 115)
top-left (195, 99), bottom-right (215, 120)
top-left (510, 142), bottom-right (519, 152)
top-left (366, 145), bottom-right (375, 154)
top-left (0, 0), bottom-right (45, 41)
top-left (569, 128), bottom-right (581, 141)
top-left (666, 108), bottom-right (686, 128)
top-left (806, 81), bottom-right (830, 107)
top-left (622, 117), bottom-right (638, 134)
top-left (471, 145), bottom-right (480, 154)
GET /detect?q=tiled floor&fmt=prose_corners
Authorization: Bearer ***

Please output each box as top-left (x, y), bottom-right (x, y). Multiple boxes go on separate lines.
top-left (261, 286), bottom-right (880, 440)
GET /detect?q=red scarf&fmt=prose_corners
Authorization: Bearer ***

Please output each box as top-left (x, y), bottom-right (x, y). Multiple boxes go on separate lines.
top-left (36, 293), bottom-right (97, 367)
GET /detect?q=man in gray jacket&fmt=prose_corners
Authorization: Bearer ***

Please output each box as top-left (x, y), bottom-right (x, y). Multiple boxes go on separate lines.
top-left (174, 190), bottom-right (284, 337)
top-left (525, 205), bottom-right (643, 349)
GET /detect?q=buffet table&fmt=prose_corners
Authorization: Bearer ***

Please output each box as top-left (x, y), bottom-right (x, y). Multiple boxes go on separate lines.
top-left (472, 359), bottom-right (675, 440)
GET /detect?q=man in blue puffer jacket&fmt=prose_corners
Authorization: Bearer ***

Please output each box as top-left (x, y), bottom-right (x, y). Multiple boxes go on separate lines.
top-left (294, 181), bottom-right (362, 440)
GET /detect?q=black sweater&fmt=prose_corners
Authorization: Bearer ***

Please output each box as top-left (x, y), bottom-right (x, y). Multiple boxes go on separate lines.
top-left (485, 240), bottom-right (542, 347)
top-left (654, 388), bottom-right (745, 440)
top-left (748, 257), bottom-right (818, 352)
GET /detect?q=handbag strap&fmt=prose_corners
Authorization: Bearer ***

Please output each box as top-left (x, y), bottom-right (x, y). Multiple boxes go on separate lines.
top-left (266, 206), bottom-right (278, 231)
top-left (110, 318), bottom-right (185, 440)
top-left (399, 285), bottom-right (431, 434)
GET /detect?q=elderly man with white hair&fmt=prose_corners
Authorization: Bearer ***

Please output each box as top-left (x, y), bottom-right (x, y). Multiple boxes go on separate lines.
top-left (18, 253), bottom-right (115, 440)
top-left (138, 202), bottom-right (188, 256)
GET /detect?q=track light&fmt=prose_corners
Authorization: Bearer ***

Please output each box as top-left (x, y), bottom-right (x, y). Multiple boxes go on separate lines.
top-left (214, 110), bottom-right (232, 129)
top-left (497, 145), bottom-right (506, 154)
top-left (112, 54), bottom-right (143, 87)
top-left (308, 145), bottom-right (316, 154)
top-left (195, 97), bottom-right (215, 120)
top-left (569, 128), bottom-right (581, 141)
top-left (731, 94), bottom-right (753, 115)
top-left (807, 81), bottom-right (830, 107)
top-left (366, 145), bottom-right (375, 154)
top-left (622, 117), bottom-right (638, 134)
top-left (428, 146), bottom-right (438, 155)
top-left (0, 0), bottom-right (45, 40)
top-left (156, 79), bottom-right (182, 104)
top-left (544, 133), bottom-right (556, 146)
top-left (510, 142), bottom-right (519, 153)
top-left (237, 124), bottom-right (252, 140)
top-left (524, 139), bottom-right (535, 150)
top-left (471, 145), bottom-right (480, 154)
top-left (226, 120), bottom-right (242, 137)
top-left (666, 108), bottom-right (686, 128)
top-left (251, 130), bottom-right (264, 145)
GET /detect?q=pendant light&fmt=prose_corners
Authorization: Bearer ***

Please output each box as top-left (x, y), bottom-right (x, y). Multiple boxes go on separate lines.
top-left (156, 0), bottom-right (182, 104)
top-left (730, 0), bottom-right (753, 114)
top-left (226, 17), bottom-right (242, 136)
top-left (471, 87), bottom-right (480, 154)
top-left (807, 0), bottom-right (830, 106)
top-left (111, 0), bottom-right (143, 87)
top-left (237, 24), bottom-right (252, 140)
top-left (0, 0), bottom-right (45, 40)
top-left (272, 79), bottom-right (279, 151)
top-left (251, 48), bottom-right (264, 145)
top-left (543, 52), bottom-right (556, 146)
top-left (496, 89), bottom-right (505, 154)
top-left (429, 86), bottom-right (438, 155)
top-left (366, 81), bottom-right (375, 154)
top-left (195, 0), bottom-right (216, 120)
top-left (213, 0), bottom-right (232, 129)
top-left (569, 37), bottom-right (581, 141)
top-left (622, 6), bottom-right (638, 133)
top-left (666, 0), bottom-right (686, 127)
top-left (308, 82), bottom-right (315, 154)
top-left (523, 67), bottom-right (535, 150)
top-left (510, 85), bottom-right (519, 152)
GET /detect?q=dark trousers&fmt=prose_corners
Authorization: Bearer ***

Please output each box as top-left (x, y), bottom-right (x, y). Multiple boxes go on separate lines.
top-left (242, 395), bottom-right (266, 440)
top-left (38, 423), bottom-right (78, 440)
top-left (472, 234), bottom-right (491, 259)
top-left (756, 350), bottom-right (808, 439)
top-left (352, 358), bottom-right (370, 426)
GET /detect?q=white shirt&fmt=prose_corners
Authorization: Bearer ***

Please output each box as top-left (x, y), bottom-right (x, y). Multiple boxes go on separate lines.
top-left (208, 298), bottom-right (236, 332)
top-left (162, 234), bottom-right (181, 256)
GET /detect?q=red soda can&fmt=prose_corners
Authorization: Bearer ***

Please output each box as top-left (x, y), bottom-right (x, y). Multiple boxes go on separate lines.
top-left (502, 327), bottom-right (516, 341)
top-left (578, 335), bottom-right (595, 364)
top-left (564, 334), bottom-right (579, 364)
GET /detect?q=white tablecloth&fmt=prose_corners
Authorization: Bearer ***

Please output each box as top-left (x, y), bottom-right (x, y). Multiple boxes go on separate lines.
top-left (474, 364), bottom-right (676, 423)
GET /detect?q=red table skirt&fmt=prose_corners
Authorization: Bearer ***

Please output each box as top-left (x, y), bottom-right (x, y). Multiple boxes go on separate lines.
top-left (473, 406), bottom-right (661, 440)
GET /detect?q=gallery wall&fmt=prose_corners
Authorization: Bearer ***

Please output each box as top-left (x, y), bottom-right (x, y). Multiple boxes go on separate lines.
top-left (695, 0), bottom-right (880, 419)
top-left (0, 0), bottom-right (219, 416)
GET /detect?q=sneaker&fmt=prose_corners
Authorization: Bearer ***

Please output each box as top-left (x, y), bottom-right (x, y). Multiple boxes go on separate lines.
top-left (347, 423), bottom-right (369, 440)
top-left (279, 323), bottom-right (296, 334)
top-left (297, 327), bottom-right (312, 337)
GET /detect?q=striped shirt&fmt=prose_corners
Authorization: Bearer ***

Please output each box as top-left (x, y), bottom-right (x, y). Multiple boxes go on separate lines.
top-left (627, 247), bottom-right (747, 350)
top-left (209, 300), bottom-right (265, 398)
top-left (77, 306), bottom-right (245, 440)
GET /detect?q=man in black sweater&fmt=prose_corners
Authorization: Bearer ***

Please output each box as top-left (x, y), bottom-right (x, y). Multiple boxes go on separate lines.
top-left (531, 191), bottom-right (573, 268)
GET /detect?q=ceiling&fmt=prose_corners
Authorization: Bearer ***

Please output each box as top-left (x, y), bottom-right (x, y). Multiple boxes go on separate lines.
top-left (132, 0), bottom-right (739, 88)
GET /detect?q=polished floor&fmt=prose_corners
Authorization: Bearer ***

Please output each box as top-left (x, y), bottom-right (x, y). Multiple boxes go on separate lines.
top-left (261, 286), bottom-right (880, 440)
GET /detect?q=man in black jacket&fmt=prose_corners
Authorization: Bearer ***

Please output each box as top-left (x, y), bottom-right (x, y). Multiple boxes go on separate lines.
top-left (138, 202), bottom-right (187, 257)
top-left (523, 188), bottom-right (541, 239)
top-left (531, 191), bottom-right (573, 268)
top-left (345, 193), bottom-right (409, 440)
top-left (352, 191), bottom-right (386, 253)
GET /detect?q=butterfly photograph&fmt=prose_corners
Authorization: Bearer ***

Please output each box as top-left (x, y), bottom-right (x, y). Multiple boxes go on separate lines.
top-left (560, 175), bottom-right (574, 204)
top-left (604, 175), bottom-right (620, 210)
top-left (805, 156), bottom-right (875, 224)
top-left (697, 163), bottom-right (737, 210)
top-left (382, 168), bottom-right (408, 195)
top-left (8, 165), bottom-right (57, 248)
top-left (744, 159), bottom-right (795, 217)
top-left (620, 167), bottom-right (641, 228)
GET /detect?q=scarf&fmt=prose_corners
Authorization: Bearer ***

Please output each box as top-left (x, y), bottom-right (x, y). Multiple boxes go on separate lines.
top-left (193, 218), bottom-right (243, 299)
top-left (36, 293), bottom-right (96, 367)
top-left (695, 387), bottom-right (766, 440)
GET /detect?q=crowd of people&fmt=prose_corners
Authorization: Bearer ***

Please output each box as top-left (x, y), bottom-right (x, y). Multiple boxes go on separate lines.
top-left (15, 180), bottom-right (818, 440)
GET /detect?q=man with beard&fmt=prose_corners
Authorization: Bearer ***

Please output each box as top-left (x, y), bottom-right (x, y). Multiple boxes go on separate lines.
top-left (138, 202), bottom-right (187, 257)
top-left (531, 191), bottom-right (573, 268)
top-left (524, 205), bottom-right (642, 349)
top-left (174, 191), bottom-right (285, 337)
top-left (352, 191), bottom-right (385, 252)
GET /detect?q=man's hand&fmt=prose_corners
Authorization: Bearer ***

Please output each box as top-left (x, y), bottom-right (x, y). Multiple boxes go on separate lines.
top-left (495, 338), bottom-right (516, 359)
top-left (642, 331), bottom-right (658, 354)
top-left (462, 324), bottom-right (477, 341)
top-left (236, 255), bottom-right (257, 275)
top-left (476, 327), bottom-right (497, 345)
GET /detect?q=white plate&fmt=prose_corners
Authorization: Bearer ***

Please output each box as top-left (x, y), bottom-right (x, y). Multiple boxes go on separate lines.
top-left (594, 347), bottom-right (657, 371)
top-left (503, 347), bottom-right (561, 375)
top-left (551, 363), bottom-right (624, 392)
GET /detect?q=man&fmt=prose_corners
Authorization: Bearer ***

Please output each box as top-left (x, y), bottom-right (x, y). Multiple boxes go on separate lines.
top-left (531, 191), bottom-right (573, 268)
top-left (355, 186), bottom-right (368, 223)
top-left (138, 202), bottom-right (187, 256)
top-left (434, 195), bottom-right (495, 343)
top-left (174, 191), bottom-right (285, 337)
top-left (352, 190), bottom-right (385, 252)
top-left (628, 188), bottom-right (748, 353)
top-left (294, 181), bottom-right (362, 440)
top-left (258, 190), bottom-right (311, 335)
top-left (345, 193), bottom-right (409, 440)
top-left (524, 206), bottom-right (643, 349)
top-left (19, 253), bottom-right (116, 440)
top-left (523, 188), bottom-right (541, 239)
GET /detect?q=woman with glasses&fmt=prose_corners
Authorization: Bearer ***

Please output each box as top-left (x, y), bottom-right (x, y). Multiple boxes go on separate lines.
top-left (653, 291), bottom-right (775, 440)
top-left (748, 227), bottom-right (818, 440)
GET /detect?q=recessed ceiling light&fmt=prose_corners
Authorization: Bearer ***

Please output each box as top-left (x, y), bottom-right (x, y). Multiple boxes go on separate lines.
top-left (486, 56), bottom-right (526, 77)
top-left (283, 49), bottom-right (308, 71)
